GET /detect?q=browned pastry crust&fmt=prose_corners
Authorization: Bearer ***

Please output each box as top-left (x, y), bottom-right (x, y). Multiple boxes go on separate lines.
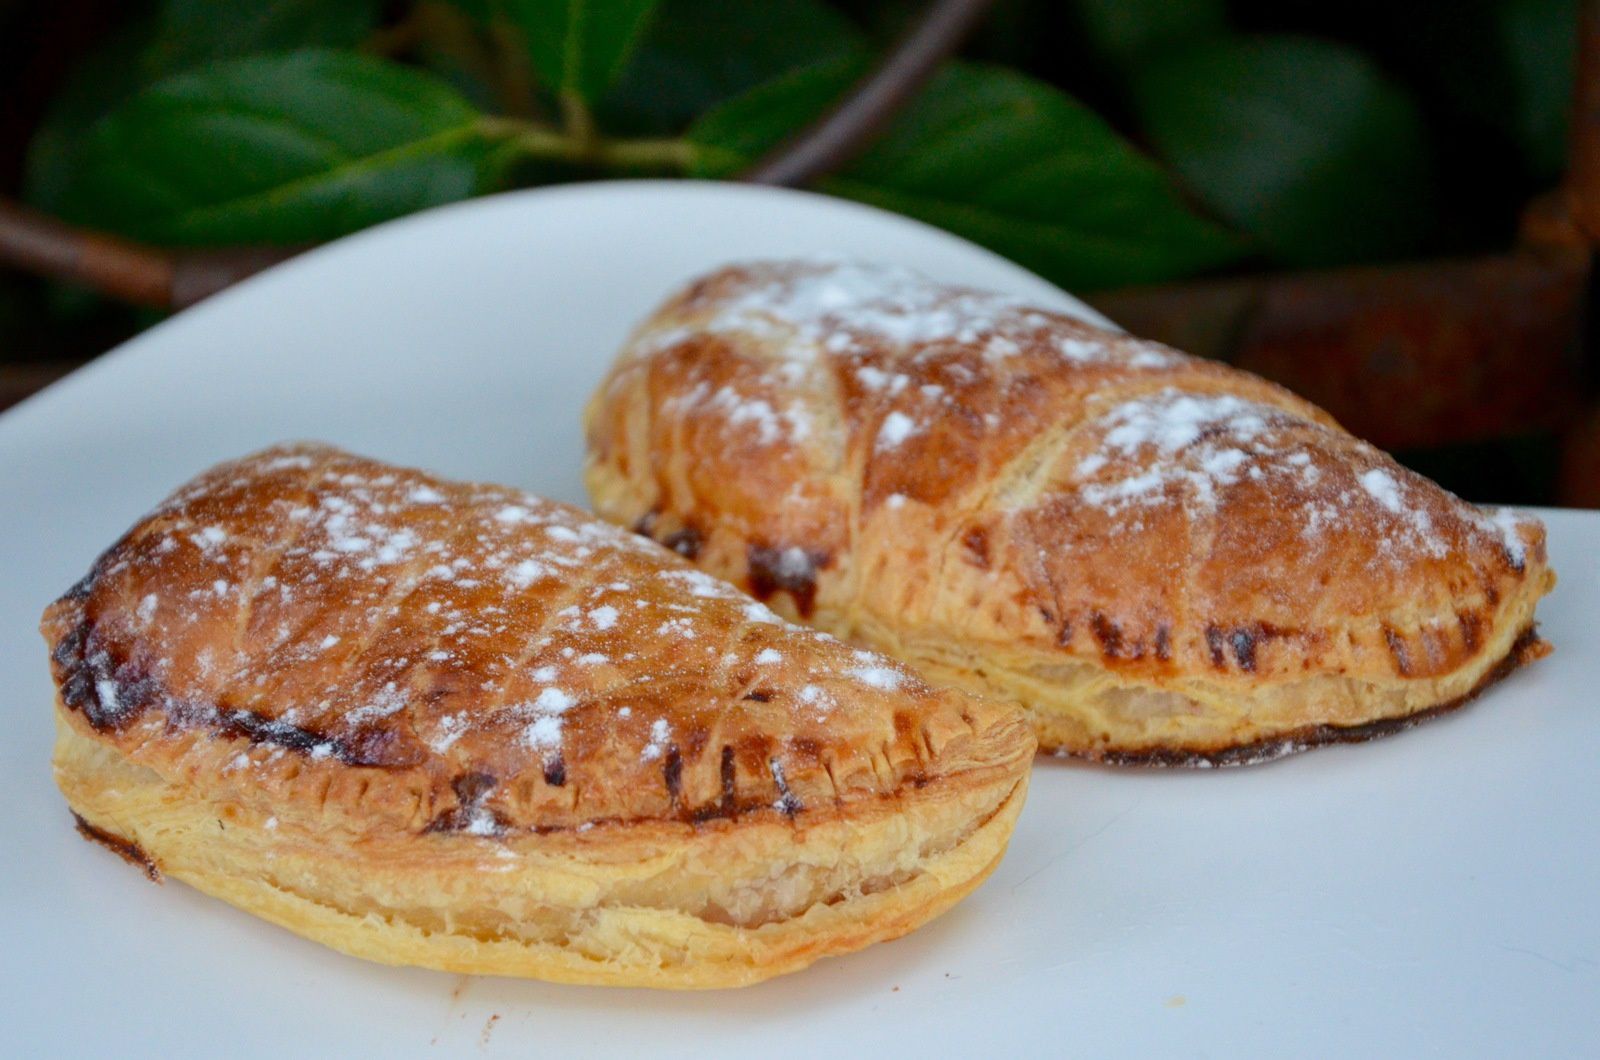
top-left (1093, 625), bottom-right (1549, 767)
top-left (43, 444), bottom-right (1033, 987)
top-left (583, 260), bottom-right (1556, 762)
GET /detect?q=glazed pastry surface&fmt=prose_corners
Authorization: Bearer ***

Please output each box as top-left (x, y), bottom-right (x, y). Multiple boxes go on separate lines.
top-left (584, 260), bottom-right (1555, 762)
top-left (44, 443), bottom-right (1032, 987)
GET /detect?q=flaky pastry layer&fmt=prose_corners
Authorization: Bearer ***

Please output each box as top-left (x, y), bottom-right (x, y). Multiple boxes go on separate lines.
top-left (584, 260), bottom-right (1556, 761)
top-left (56, 714), bottom-right (1025, 988)
top-left (42, 444), bottom-right (1034, 985)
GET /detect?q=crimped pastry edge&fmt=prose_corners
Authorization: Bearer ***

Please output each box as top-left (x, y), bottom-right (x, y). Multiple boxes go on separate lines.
top-left (1075, 623), bottom-right (1549, 767)
top-left (52, 709), bottom-right (1029, 989)
top-left (855, 589), bottom-right (1548, 764)
top-left (586, 445), bottom-right (1554, 763)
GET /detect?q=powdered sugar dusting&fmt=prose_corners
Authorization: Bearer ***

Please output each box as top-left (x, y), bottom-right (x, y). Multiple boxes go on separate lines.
top-left (635, 260), bottom-right (1174, 376)
top-left (1472, 506), bottom-right (1531, 569)
top-left (507, 559), bottom-right (547, 589)
top-left (660, 568), bottom-right (741, 600)
top-left (625, 261), bottom-right (1192, 468)
top-left (430, 713), bottom-right (468, 753)
top-left (656, 378), bottom-right (815, 449)
top-left (1359, 469), bottom-right (1404, 512)
top-left (519, 688), bottom-right (576, 752)
top-left (344, 682), bottom-right (408, 726)
top-left (63, 443), bottom-right (967, 833)
top-left (743, 600), bottom-right (782, 624)
top-left (1072, 388), bottom-right (1455, 559)
top-left (703, 384), bottom-right (812, 445)
top-left (1354, 468), bottom-right (1444, 556)
top-left (876, 410), bottom-right (920, 451)
top-left (847, 664), bottom-right (904, 690)
top-left (190, 525), bottom-right (228, 551)
top-left (1076, 390), bottom-right (1275, 511)
top-left (692, 260), bottom-right (1033, 355)
top-left (523, 714), bottom-right (563, 750)
top-left (640, 717), bottom-right (671, 762)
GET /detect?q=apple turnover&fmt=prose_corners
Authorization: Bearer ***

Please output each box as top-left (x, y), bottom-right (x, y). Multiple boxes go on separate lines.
top-left (585, 260), bottom-right (1555, 764)
top-left (43, 444), bottom-right (1033, 987)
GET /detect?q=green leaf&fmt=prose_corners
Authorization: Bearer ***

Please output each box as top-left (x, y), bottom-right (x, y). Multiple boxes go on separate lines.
top-left (25, 0), bottom-right (380, 211)
top-left (25, 19), bottom-right (166, 213)
top-left (687, 57), bottom-right (862, 166)
top-left (1129, 35), bottom-right (1435, 267)
top-left (1499, 0), bottom-right (1578, 180)
top-left (54, 51), bottom-right (492, 246)
top-left (1071, 0), bottom-right (1225, 64)
top-left (690, 58), bottom-right (1241, 290)
top-left (599, 0), bottom-right (865, 134)
top-left (498, 0), bottom-right (660, 101)
top-left (151, 0), bottom-right (380, 67)
top-left (1377, 0), bottom-right (1575, 184)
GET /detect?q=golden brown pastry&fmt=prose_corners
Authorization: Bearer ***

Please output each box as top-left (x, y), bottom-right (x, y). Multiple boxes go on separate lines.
top-left (43, 444), bottom-right (1032, 988)
top-left (584, 260), bottom-right (1555, 764)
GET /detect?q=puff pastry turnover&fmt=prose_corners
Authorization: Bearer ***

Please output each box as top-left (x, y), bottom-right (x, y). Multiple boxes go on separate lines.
top-left (584, 260), bottom-right (1555, 764)
top-left (43, 444), bottom-right (1033, 988)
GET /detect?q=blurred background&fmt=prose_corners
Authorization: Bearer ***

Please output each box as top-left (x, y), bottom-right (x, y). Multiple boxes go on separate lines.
top-left (3, 0), bottom-right (1597, 506)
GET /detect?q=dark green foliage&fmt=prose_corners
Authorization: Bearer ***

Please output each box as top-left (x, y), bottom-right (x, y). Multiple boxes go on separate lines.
top-left (19, 0), bottom-right (1577, 288)
top-left (690, 58), bottom-right (1242, 288)
top-left (54, 51), bottom-right (492, 245)
top-left (1129, 35), bottom-right (1435, 266)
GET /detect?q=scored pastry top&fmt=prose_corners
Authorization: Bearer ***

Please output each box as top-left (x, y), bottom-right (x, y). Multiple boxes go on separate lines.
top-left (590, 259), bottom-right (1550, 685)
top-left (43, 444), bottom-right (1030, 839)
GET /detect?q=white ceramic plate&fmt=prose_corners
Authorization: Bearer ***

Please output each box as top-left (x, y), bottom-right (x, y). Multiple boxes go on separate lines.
top-left (2, 182), bottom-right (1594, 1057)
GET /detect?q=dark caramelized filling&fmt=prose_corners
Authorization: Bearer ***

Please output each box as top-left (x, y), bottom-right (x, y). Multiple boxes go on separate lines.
top-left (745, 544), bottom-right (827, 618)
top-left (72, 812), bottom-right (160, 881)
top-left (1090, 624), bottom-right (1549, 768)
top-left (661, 526), bottom-right (703, 559)
top-left (424, 772), bottom-right (510, 835)
top-left (53, 611), bottom-right (418, 769)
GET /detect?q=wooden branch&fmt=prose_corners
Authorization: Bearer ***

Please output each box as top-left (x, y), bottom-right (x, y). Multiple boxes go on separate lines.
top-left (0, 197), bottom-right (299, 309)
top-left (738, 0), bottom-right (998, 187)
top-left (0, 198), bottom-right (173, 306)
